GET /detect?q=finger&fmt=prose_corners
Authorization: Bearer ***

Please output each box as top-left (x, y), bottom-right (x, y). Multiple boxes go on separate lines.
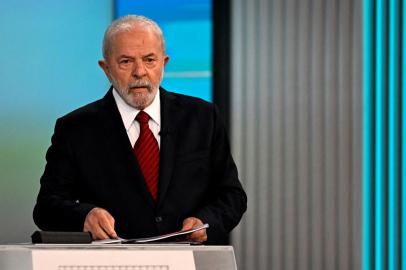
top-left (191, 230), bottom-right (205, 238)
top-left (189, 227), bottom-right (205, 238)
top-left (188, 230), bottom-right (207, 242)
top-left (84, 207), bottom-right (117, 239)
top-left (99, 215), bottom-right (117, 238)
top-left (84, 222), bottom-right (110, 240)
top-left (92, 225), bottom-right (111, 240)
top-left (182, 217), bottom-right (206, 242)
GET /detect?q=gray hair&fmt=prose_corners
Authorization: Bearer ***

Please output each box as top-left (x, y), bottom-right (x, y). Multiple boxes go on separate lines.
top-left (102, 15), bottom-right (166, 59)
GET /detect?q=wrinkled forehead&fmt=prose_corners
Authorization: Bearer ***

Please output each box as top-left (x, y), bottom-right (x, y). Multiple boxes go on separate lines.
top-left (111, 27), bottom-right (163, 55)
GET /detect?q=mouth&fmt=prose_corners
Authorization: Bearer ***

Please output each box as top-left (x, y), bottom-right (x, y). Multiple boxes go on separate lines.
top-left (129, 85), bottom-right (149, 92)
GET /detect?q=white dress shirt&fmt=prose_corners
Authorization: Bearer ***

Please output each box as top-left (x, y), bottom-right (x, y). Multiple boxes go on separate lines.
top-left (112, 88), bottom-right (161, 148)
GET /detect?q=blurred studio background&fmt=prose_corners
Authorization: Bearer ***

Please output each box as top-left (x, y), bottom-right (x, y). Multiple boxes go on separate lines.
top-left (1, 1), bottom-right (405, 270)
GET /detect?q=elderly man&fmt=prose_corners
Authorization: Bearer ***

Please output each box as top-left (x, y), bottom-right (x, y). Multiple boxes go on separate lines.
top-left (33, 15), bottom-right (246, 244)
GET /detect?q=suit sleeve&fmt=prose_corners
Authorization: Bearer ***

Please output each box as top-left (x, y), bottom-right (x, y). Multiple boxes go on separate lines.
top-left (33, 118), bottom-right (95, 231)
top-left (194, 105), bottom-right (247, 243)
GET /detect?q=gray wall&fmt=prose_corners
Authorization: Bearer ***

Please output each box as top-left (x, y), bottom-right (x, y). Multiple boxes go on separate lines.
top-left (229, 0), bottom-right (362, 269)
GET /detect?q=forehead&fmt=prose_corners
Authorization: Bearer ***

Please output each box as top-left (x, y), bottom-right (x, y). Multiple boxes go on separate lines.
top-left (111, 27), bottom-right (163, 56)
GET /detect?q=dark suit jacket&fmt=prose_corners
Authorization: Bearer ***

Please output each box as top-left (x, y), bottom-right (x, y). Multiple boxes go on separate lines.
top-left (33, 87), bottom-right (247, 244)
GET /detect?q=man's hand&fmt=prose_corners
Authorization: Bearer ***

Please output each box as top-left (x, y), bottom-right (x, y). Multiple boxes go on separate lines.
top-left (182, 217), bottom-right (207, 243)
top-left (83, 207), bottom-right (118, 240)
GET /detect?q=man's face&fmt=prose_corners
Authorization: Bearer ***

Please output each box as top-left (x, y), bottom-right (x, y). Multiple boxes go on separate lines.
top-left (99, 25), bottom-right (169, 110)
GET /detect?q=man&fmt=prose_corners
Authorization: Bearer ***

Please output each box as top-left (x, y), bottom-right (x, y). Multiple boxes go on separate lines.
top-left (33, 15), bottom-right (246, 244)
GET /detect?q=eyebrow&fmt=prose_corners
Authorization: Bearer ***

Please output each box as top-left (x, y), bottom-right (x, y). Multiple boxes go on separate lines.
top-left (117, 53), bottom-right (157, 59)
top-left (143, 53), bottom-right (157, 58)
top-left (118, 55), bottom-right (134, 59)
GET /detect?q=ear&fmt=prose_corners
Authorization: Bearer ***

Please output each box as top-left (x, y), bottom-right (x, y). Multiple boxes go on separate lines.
top-left (163, 55), bottom-right (170, 66)
top-left (98, 60), bottom-right (112, 80)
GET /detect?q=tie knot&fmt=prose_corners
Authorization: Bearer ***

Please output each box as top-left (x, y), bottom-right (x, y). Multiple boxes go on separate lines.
top-left (136, 111), bottom-right (150, 124)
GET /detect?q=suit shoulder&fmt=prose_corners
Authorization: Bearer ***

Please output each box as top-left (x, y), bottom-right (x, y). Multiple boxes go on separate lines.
top-left (59, 97), bottom-right (105, 123)
top-left (53, 97), bottom-right (109, 134)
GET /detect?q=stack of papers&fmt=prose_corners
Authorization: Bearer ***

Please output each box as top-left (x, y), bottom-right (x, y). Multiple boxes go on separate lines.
top-left (93, 223), bottom-right (209, 244)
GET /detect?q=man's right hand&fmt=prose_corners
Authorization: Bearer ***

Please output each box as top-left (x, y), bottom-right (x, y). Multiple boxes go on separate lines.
top-left (83, 207), bottom-right (118, 240)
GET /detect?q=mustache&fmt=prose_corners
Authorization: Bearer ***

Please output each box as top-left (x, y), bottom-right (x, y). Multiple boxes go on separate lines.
top-left (128, 80), bottom-right (153, 91)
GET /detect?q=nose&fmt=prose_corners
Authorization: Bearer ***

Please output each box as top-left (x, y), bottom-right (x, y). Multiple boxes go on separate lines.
top-left (132, 60), bottom-right (147, 78)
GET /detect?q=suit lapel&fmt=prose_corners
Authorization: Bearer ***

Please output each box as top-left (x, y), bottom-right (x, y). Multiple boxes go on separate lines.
top-left (157, 88), bottom-right (179, 207)
top-left (99, 88), bottom-right (156, 207)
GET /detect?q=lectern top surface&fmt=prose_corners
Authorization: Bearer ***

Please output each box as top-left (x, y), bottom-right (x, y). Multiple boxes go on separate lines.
top-left (0, 244), bottom-right (234, 252)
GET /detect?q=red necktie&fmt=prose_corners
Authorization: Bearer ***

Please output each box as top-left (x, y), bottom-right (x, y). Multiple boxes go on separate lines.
top-left (133, 111), bottom-right (159, 200)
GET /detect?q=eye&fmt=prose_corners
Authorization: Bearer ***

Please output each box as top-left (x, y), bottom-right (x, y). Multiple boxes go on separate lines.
top-left (118, 58), bottom-right (133, 69)
top-left (144, 57), bottom-right (157, 68)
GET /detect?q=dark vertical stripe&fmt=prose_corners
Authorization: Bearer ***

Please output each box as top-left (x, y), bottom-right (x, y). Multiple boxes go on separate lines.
top-left (397, 2), bottom-right (403, 269)
top-left (113, 0), bottom-right (118, 18)
top-left (212, 0), bottom-right (231, 131)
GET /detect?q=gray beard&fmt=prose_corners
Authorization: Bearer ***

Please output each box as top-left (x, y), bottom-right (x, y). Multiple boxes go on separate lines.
top-left (110, 71), bottom-right (164, 110)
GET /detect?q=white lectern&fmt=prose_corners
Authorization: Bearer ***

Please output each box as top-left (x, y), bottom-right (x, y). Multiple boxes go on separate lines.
top-left (0, 244), bottom-right (237, 270)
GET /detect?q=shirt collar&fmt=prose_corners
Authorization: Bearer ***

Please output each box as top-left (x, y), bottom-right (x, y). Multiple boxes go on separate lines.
top-left (112, 88), bottom-right (161, 131)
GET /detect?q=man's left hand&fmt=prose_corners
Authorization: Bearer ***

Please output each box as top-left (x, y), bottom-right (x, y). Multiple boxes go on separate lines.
top-left (181, 217), bottom-right (207, 243)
